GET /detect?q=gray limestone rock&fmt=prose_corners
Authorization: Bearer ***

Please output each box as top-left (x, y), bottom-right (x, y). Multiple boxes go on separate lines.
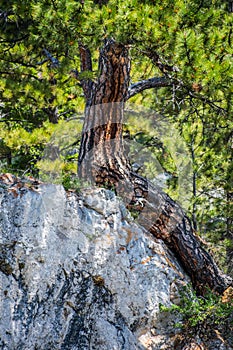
top-left (0, 183), bottom-right (230, 349)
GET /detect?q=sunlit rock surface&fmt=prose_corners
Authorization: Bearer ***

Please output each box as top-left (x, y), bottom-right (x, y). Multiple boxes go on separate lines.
top-left (0, 178), bottom-right (231, 349)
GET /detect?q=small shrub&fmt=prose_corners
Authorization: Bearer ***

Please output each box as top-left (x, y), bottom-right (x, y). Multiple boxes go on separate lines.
top-left (159, 284), bottom-right (233, 329)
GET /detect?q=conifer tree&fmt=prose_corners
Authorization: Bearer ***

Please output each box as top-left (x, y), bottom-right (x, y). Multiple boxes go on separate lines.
top-left (77, 38), bottom-right (232, 295)
top-left (0, 0), bottom-right (232, 292)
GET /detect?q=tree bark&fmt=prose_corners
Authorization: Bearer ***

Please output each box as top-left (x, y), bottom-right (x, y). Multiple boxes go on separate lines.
top-left (226, 190), bottom-right (233, 276)
top-left (78, 39), bottom-right (232, 295)
top-left (78, 40), bottom-right (133, 200)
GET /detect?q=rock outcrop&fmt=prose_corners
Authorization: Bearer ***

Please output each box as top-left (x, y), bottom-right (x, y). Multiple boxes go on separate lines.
top-left (0, 177), bottom-right (232, 349)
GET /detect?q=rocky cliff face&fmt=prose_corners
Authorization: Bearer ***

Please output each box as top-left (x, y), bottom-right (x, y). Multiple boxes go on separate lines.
top-left (0, 177), bottom-right (232, 349)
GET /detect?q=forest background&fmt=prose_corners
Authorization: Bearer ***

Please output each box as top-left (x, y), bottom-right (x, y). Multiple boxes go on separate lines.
top-left (0, 0), bottom-right (232, 275)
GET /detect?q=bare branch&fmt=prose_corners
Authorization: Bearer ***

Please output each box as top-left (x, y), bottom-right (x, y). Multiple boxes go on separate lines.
top-left (42, 49), bottom-right (59, 68)
top-left (127, 76), bottom-right (170, 99)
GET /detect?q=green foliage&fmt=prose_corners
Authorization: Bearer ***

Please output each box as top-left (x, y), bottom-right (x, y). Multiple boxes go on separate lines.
top-left (0, 121), bottom-right (54, 175)
top-left (124, 109), bottom-right (192, 206)
top-left (160, 285), bottom-right (233, 329)
top-left (37, 118), bottom-right (83, 188)
top-left (60, 171), bottom-right (83, 192)
top-left (0, 0), bottom-right (85, 126)
top-left (0, 0), bottom-right (232, 270)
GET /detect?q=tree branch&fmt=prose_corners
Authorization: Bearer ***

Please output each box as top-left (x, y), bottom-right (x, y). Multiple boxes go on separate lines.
top-left (78, 42), bottom-right (94, 100)
top-left (0, 71), bottom-right (42, 81)
top-left (42, 49), bottom-right (59, 68)
top-left (79, 43), bottom-right (92, 72)
top-left (142, 49), bottom-right (179, 74)
top-left (127, 76), bottom-right (170, 99)
top-left (0, 34), bottom-right (29, 44)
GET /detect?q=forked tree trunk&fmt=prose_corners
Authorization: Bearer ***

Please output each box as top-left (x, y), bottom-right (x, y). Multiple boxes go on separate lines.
top-left (78, 39), bottom-right (232, 295)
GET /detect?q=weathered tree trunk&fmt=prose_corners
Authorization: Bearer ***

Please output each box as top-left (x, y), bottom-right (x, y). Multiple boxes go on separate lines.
top-left (226, 190), bottom-right (233, 276)
top-left (78, 39), bottom-right (232, 295)
top-left (78, 41), bottom-right (134, 201)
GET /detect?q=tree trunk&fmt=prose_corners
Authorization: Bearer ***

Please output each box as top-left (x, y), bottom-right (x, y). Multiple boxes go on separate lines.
top-left (78, 39), bottom-right (232, 295)
top-left (226, 190), bottom-right (233, 276)
top-left (78, 40), bottom-right (133, 201)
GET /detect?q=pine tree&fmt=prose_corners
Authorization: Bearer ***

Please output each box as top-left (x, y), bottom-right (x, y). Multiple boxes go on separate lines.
top-left (77, 39), bottom-right (232, 295)
top-left (0, 0), bottom-right (232, 293)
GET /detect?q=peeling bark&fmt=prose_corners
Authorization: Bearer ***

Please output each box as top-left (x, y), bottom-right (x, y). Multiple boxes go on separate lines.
top-left (78, 39), bottom-right (232, 295)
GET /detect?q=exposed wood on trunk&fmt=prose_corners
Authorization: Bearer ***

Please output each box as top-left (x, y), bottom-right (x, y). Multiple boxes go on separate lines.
top-left (78, 39), bottom-right (232, 295)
